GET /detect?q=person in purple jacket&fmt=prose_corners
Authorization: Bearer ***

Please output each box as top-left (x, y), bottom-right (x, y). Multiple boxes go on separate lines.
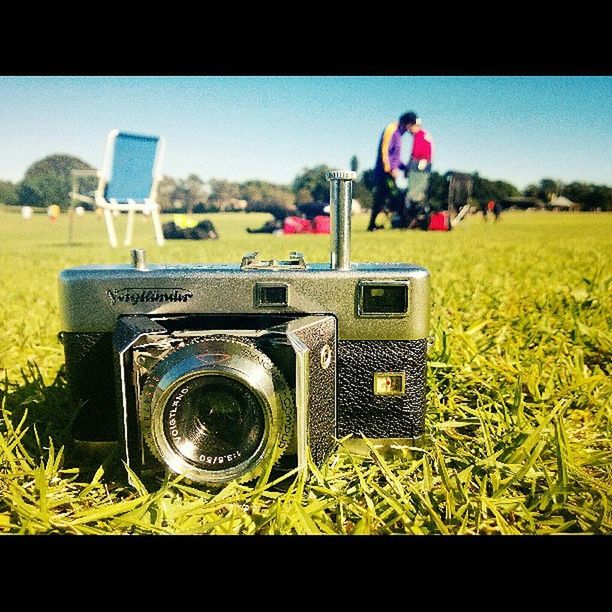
top-left (367, 112), bottom-right (414, 231)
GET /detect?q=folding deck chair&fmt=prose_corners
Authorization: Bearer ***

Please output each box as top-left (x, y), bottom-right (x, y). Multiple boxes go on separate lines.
top-left (70, 129), bottom-right (165, 247)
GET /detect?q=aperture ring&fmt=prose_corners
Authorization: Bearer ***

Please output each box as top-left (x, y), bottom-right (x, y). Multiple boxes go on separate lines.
top-left (139, 335), bottom-right (295, 485)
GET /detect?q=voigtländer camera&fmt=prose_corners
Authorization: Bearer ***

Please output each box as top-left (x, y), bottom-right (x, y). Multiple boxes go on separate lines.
top-left (59, 172), bottom-right (431, 486)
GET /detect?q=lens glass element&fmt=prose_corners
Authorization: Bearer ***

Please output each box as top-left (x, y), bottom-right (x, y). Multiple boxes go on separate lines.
top-left (162, 375), bottom-right (266, 472)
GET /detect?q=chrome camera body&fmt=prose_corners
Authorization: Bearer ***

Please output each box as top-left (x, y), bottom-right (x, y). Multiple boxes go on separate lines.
top-left (59, 172), bottom-right (431, 486)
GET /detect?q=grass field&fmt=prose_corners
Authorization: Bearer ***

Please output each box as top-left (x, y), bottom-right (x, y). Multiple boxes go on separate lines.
top-left (0, 207), bottom-right (610, 534)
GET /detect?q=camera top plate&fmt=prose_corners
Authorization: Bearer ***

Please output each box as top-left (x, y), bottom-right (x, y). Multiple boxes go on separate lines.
top-left (59, 258), bottom-right (430, 341)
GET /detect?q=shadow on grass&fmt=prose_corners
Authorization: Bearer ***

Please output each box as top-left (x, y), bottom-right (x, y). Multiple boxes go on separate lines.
top-left (0, 363), bottom-right (124, 483)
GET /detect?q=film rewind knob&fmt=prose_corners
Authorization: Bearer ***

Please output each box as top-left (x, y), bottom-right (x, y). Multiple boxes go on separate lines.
top-left (326, 170), bottom-right (356, 271)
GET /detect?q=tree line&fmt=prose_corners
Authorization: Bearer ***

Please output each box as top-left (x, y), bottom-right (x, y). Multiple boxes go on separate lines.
top-left (1, 153), bottom-right (610, 212)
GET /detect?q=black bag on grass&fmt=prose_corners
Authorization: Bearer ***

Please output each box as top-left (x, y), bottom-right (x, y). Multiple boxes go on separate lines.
top-left (162, 220), bottom-right (219, 240)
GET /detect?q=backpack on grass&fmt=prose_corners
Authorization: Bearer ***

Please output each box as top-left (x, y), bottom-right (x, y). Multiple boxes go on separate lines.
top-left (162, 220), bottom-right (219, 240)
top-left (428, 211), bottom-right (452, 231)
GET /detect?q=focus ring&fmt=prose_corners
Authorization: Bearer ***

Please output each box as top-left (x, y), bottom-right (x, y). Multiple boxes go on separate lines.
top-left (139, 335), bottom-right (295, 485)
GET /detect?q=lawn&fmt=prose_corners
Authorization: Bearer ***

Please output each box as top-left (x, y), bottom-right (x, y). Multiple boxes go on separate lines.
top-left (0, 207), bottom-right (610, 534)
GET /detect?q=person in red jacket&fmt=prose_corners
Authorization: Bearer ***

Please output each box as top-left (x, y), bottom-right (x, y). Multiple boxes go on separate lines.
top-left (407, 114), bottom-right (433, 171)
top-left (401, 112), bottom-right (434, 228)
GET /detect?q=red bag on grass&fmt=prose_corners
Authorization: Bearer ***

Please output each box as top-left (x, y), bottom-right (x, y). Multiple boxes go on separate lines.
top-left (283, 216), bottom-right (313, 234)
top-left (313, 215), bottom-right (330, 234)
top-left (428, 211), bottom-right (451, 231)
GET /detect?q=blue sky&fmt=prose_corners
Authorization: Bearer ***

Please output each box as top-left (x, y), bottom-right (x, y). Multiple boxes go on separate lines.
top-left (0, 76), bottom-right (610, 189)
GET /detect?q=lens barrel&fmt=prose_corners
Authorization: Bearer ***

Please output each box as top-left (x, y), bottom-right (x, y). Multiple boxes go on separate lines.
top-left (139, 336), bottom-right (295, 485)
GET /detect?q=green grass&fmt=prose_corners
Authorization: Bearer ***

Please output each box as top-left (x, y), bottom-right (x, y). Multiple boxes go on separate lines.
top-left (0, 207), bottom-right (610, 534)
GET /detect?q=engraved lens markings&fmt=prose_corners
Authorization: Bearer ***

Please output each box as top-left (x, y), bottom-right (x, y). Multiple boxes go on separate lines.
top-left (163, 376), bottom-right (265, 471)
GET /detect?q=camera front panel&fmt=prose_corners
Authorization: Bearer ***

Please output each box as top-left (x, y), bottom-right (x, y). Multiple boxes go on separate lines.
top-left (111, 313), bottom-right (337, 486)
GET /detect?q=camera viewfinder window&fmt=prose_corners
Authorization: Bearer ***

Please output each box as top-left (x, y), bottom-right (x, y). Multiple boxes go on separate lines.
top-left (358, 282), bottom-right (408, 315)
top-left (256, 284), bottom-right (289, 307)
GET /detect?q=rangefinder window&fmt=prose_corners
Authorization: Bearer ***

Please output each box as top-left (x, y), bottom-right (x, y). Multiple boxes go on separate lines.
top-left (357, 281), bottom-right (409, 316)
top-left (255, 283), bottom-right (289, 307)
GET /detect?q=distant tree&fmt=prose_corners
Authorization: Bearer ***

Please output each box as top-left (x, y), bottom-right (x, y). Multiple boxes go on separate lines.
top-left (588, 184), bottom-right (612, 211)
top-left (563, 182), bottom-right (612, 211)
top-left (208, 179), bottom-right (242, 210)
top-left (0, 180), bottom-right (18, 205)
top-left (172, 174), bottom-right (208, 214)
top-left (262, 184), bottom-right (295, 209)
top-left (17, 183), bottom-right (41, 207)
top-left (292, 164), bottom-right (334, 202)
top-left (472, 172), bottom-right (519, 205)
top-left (295, 188), bottom-right (312, 205)
top-left (426, 171), bottom-right (451, 208)
top-left (240, 181), bottom-right (264, 204)
top-left (560, 182), bottom-right (591, 206)
top-left (539, 178), bottom-right (562, 202)
top-left (522, 178), bottom-right (566, 204)
top-left (156, 176), bottom-right (178, 211)
top-left (350, 156), bottom-right (359, 173)
top-left (17, 154), bottom-right (95, 209)
top-left (240, 180), bottom-right (295, 209)
top-left (491, 180), bottom-right (521, 200)
top-left (361, 168), bottom-right (376, 192)
top-left (353, 180), bottom-right (373, 210)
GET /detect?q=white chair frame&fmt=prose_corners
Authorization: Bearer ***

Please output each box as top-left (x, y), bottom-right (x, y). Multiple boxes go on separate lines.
top-left (69, 129), bottom-right (166, 247)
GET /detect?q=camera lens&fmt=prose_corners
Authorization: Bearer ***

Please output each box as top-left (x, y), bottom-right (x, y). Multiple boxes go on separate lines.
top-left (162, 375), bottom-right (266, 472)
top-left (139, 336), bottom-right (295, 485)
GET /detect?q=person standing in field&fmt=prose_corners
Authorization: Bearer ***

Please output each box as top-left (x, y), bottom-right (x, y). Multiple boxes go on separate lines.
top-left (367, 113), bottom-right (415, 231)
top-left (47, 204), bottom-right (61, 223)
top-left (402, 112), bottom-right (433, 228)
top-left (489, 199), bottom-right (501, 221)
top-left (482, 200), bottom-right (491, 221)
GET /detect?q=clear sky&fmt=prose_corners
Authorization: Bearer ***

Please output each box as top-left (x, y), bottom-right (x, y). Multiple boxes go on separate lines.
top-left (0, 76), bottom-right (610, 190)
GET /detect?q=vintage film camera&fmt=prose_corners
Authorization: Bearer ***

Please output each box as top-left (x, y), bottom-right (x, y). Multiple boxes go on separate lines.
top-left (59, 172), bottom-right (431, 485)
